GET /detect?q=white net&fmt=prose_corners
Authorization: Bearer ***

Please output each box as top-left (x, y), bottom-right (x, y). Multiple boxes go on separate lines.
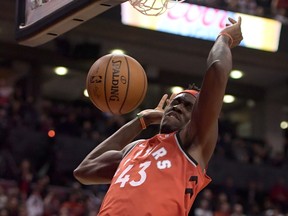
top-left (128, 0), bottom-right (185, 16)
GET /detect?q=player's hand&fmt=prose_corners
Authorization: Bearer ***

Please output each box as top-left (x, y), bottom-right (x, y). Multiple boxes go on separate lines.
top-left (137, 93), bottom-right (176, 126)
top-left (220, 16), bottom-right (243, 48)
top-left (155, 93), bottom-right (175, 112)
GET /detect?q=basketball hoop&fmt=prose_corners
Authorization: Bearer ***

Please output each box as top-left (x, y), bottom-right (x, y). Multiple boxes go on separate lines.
top-left (128, 0), bottom-right (184, 16)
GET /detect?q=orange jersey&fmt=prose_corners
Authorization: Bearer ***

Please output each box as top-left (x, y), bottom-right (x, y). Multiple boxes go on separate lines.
top-left (98, 132), bottom-right (211, 216)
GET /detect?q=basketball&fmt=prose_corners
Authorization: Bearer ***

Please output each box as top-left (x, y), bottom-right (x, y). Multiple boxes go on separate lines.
top-left (86, 53), bottom-right (148, 115)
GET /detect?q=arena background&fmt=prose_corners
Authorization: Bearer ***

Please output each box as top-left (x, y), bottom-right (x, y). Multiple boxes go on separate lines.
top-left (0, 0), bottom-right (288, 215)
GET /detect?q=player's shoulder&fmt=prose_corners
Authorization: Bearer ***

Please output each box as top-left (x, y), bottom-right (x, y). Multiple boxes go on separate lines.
top-left (122, 139), bottom-right (146, 156)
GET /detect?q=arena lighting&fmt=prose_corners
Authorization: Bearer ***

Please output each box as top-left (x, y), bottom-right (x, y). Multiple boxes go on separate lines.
top-left (170, 86), bottom-right (184, 94)
top-left (223, 95), bottom-right (235, 103)
top-left (54, 66), bottom-right (68, 75)
top-left (110, 49), bottom-right (125, 54)
top-left (230, 70), bottom-right (244, 79)
top-left (280, 121), bottom-right (288, 129)
top-left (48, 129), bottom-right (56, 138)
top-left (121, 2), bottom-right (282, 52)
top-left (84, 89), bottom-right (89, 97)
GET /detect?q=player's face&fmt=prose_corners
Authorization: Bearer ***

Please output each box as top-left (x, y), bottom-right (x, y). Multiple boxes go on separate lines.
top-left (160, 93), bottom-right (196, 133)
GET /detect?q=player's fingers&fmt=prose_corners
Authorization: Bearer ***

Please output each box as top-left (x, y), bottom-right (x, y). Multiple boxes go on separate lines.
top-left (156, 94), bottom-right (168, 109)
top-left (228, 17), bottom-right (236, 24)
top-left (170, 93), bottom-right (176, 98)
top-left (237, 16), bottom-right (242, 25)
top-left (167, 93), bottom-right (176, 104)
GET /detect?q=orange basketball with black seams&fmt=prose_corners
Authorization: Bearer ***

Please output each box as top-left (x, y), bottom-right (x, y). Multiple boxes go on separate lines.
top-left (86, 54), bottom-right (148, 115)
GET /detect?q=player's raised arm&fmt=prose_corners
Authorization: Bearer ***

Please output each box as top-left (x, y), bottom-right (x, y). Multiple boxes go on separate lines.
top-left (184, 17), bottom-right (243, 167)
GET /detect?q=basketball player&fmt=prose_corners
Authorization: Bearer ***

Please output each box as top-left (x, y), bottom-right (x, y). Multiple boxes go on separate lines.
top-left (74, 17), bottom-right (243, 215)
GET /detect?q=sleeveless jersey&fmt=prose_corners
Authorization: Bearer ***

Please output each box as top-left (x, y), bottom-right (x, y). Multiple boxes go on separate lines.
top-left (98, 132), bottom-right (211, 216)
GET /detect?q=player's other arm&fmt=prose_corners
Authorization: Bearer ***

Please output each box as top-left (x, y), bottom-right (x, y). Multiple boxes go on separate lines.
top-left (73, 117), bottom-right (144, 185)
top-left (73, 95), bottom-right (168, 185)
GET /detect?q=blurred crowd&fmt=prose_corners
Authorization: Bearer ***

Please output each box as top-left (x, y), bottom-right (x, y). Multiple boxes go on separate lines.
top-left (217, 116), bottom-right (288, 167)
top-left (0, 78), bottom-right (288, 215)
top-left (0, 175), bottom-right (107, 216)
top-left (190, 0), bottom-right (288, 24)
top-left (0, 165), bottom-right (287, 216)
top-left (192, 176), bottom-right (288, 216)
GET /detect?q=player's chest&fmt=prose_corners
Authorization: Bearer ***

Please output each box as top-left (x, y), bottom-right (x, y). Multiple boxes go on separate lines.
top-left (113, 142), bottom-right (185, 188)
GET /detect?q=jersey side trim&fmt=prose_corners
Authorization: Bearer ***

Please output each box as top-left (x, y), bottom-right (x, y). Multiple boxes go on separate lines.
top-left (122, 139), bottom-right (145, 158)
top-left (175, 132), bottom-right (198, 167)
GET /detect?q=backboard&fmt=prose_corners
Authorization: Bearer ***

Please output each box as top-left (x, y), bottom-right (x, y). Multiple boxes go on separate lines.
top-left (16, 0), bottom-right (125, 47)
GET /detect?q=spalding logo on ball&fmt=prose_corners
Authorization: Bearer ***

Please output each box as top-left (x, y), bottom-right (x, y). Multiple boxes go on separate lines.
top-left (86, 54), bottom-right (148, 115)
